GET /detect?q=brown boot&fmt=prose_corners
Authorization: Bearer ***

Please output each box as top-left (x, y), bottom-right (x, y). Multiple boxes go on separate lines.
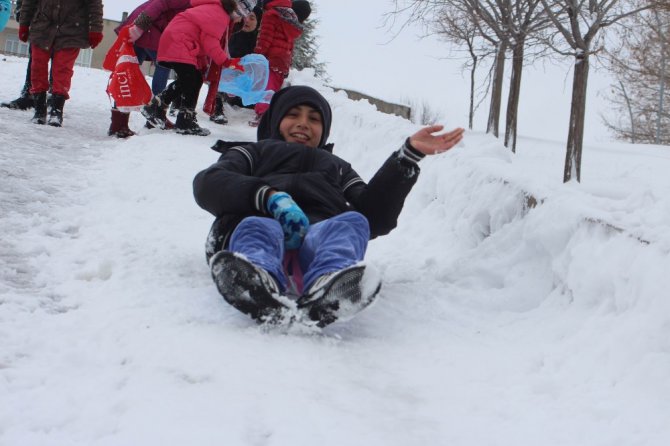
top-left (108, 109), bottom-right (135, 138)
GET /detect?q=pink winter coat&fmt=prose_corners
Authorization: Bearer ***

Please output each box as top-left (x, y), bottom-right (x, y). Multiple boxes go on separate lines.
top-left (157, 0), bottom-right (230, 69)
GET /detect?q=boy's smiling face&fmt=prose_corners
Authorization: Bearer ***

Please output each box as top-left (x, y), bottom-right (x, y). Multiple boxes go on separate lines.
top-left (278, 104), bottom-right (323, 148)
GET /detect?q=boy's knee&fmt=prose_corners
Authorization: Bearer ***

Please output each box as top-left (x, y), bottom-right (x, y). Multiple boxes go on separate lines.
top-left (338, 212), bottom-right (370, 235)
top-left (236, 216), bottom-right (283, 235)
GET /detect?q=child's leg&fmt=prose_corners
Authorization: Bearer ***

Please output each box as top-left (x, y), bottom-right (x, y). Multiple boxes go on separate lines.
top-left (135, 47), bottom-right (171, 95)
top-left (29, 45), bottom-right (51, 95)
top-left (298, 212), bottom-right (370, 290)
top-left (171, 63), bottom-right (203, 110)
top-left (151, 65), bottom-right (171, 95)
top-left (228, 216), bottom-right (287, 290)
top-left (49, 47), bottom-right (79, 98)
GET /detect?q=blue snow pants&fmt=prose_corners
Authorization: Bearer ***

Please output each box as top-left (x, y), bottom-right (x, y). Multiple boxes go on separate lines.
top-left (134, 46), bottom-right (170, 95)
top-left (228, 211), bottom-right (370, 294)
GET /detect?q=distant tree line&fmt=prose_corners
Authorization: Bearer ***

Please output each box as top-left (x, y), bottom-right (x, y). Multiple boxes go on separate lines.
top-left (391, 0), bottom-right (660, 183)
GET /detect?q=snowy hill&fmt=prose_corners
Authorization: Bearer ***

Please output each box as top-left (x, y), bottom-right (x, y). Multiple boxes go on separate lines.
top-left (1, 56), bottom-right (670, 446)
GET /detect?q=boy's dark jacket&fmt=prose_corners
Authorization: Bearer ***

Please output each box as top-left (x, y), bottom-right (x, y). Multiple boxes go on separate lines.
top-left (193, 86), bottom-right (422, 259)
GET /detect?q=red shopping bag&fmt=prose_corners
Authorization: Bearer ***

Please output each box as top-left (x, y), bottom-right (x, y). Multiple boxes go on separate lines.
top-left (104, 27), bottom-right (152, 112)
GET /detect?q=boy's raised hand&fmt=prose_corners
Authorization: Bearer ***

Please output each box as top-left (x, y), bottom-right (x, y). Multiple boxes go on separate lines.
top-left (409, 125), bottom-right (464, 156)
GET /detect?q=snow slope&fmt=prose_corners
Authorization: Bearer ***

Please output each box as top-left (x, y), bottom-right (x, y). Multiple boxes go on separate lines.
top-left (1, 56), bottom-right (670, 446)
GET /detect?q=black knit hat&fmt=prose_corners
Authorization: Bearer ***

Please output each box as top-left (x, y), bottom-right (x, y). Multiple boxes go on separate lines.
top-left (291, 0), bottom-right (311, 23)
top-left (257, 85), bottom-right (332, 149)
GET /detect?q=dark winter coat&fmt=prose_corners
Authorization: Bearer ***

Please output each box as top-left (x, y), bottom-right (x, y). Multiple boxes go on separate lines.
top-left (229, 28), bottom-right (258, 58)
top-left (19, 0), bottom-right (103, 51)
top-left (15, 0), bottom-right (22, 21)
top-left (193, 85), bottom-right (423, 254)
top-left (115, 0), bottom-right (191, 52)
top-left (254, 0), bottom-right (302, 76)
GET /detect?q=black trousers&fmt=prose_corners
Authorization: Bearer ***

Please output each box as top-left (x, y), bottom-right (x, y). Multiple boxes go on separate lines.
top-left (158, 62), bottom-right (203, 110)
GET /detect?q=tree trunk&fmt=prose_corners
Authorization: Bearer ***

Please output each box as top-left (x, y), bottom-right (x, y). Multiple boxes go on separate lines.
top-left (655, 10), bottom-right (667, 144)
top-left (487, 41), bottom-right (507, 137)
top-left (564, 52), bottom-right (590, 183)
top-left (619, 80), bottom-right (636, 143)
top-left (469, 54), bottom-right (477, 130)
top-left (504, 41), bottom-right (525, 152)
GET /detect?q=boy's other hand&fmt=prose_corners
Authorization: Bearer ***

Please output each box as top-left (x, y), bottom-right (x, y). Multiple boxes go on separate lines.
top-left (409, 125), bottom-right (464, 156)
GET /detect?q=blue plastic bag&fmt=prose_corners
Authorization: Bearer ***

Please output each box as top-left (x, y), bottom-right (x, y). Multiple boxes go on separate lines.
top-left (0, 0), bottom-right (12, 33)
top-left (218, 54), bottom-right (273, 106)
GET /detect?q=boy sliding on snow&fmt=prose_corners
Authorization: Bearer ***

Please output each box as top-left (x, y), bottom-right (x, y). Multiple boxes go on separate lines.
top-left (193, 85), bottom-right (464, 327)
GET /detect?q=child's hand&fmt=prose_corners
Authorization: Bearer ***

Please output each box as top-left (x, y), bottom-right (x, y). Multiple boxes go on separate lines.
top-left (267, 191), bottom-right (309, 250)
top-left (226, 58), bottom-right (245, 72)
top-left (409, 125), bottom-right (464, 156)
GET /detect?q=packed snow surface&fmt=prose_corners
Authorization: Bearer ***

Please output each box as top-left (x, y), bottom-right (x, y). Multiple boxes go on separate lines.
top-left (1, 56), bottom-right (669, 445)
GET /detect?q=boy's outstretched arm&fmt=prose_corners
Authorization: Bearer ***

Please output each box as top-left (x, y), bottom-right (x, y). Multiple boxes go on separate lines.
top-left (408, 125), bottom-right (464, 156)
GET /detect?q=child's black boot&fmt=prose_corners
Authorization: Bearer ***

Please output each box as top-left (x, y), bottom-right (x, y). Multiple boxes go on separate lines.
top-left (1, 81), bottom-right (34, 110)
top-left (31, 92), bottom-right (47, 125)
top-left (175, 109), bottom-right (211, 136)
top-left (47, 94), bottom-right (66, 127)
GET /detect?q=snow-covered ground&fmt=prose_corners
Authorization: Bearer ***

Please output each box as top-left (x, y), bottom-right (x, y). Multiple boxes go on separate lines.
top-left (1, 56), bottom-right (669, 446)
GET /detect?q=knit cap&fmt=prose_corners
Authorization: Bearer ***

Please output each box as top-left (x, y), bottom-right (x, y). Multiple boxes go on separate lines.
top-left (235, 0), bottom-right (257, 17)
top-left (291, 0), bottom-right (311, 23)
top-left (257, 85), bottom-right (332, 149)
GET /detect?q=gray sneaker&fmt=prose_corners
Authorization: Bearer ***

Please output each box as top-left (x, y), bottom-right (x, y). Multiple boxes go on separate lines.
top-left (297, 265), bottom-right (382, 327)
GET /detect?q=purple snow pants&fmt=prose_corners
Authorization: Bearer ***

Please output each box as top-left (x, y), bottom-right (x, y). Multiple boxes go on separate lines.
top-left (228, 211), bottom-right (370, 294)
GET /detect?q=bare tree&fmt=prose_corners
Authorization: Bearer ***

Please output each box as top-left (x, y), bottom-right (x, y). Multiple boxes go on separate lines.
top-left (392, 1), bottom-right (551, 152)
top-left (432, 6), bottom-right (495, 129)
top-left (462, 0), bottom-right (551, 151)
top-left (540, 0), bottom-right (653, 182)
top-left (603, 5), bottom-right (670, 144)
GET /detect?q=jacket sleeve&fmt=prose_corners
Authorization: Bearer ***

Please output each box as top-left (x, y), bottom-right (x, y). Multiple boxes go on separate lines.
top-left (193, 145), bottom-right (273, 217)
top-left (344, 140), bottom-right (424, 238)
top-left (88, 0), bottom-right (104, 32)
top-left (18, 0), bottom-right (35, 26)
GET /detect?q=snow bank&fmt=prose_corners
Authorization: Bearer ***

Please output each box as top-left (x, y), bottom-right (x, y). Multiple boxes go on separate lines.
top-left (1, 57), bottom-right (669, 445)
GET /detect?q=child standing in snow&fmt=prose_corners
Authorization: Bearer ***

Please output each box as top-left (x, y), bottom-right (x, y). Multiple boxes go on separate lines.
top-left (17, 0), bottom-right (104, 127)
top-left (207, 5), bottom-right (263, 125)
top-left (0, 0), bottom-right (36, 111)
top-left (248, 0), bottom-right (311, 126)
top-left (142, 0), bottom-right (258, 136)
top-left (193, 85), bottom-right (464, 326)
top-left (108, 0), bottom-right (192, 138)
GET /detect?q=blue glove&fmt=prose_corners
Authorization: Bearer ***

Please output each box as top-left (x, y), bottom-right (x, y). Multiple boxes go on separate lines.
top-left (267, 192), bottom-right (309, 250)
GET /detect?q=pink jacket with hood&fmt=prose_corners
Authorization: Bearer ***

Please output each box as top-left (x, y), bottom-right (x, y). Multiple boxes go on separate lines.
top-left (157, 0), bottom-right (230, 69)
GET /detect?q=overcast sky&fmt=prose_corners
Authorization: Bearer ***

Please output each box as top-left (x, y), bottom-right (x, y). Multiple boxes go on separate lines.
top-left (103, 0), bottom-right (614, 142)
